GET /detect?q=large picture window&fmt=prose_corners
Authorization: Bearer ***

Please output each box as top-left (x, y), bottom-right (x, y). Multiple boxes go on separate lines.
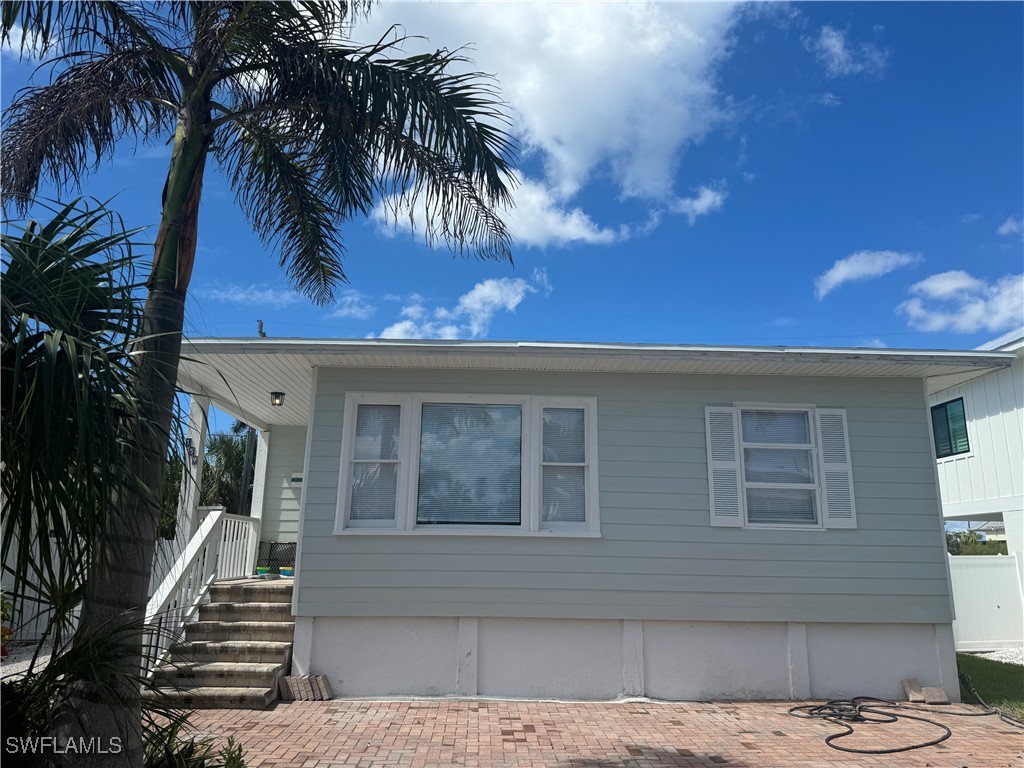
top-left (930, 398), bottom-right (970, 459)
top-left (417, 403), bottom-right (522, 525)
top-left (337, 394), bottom-right (599, 535)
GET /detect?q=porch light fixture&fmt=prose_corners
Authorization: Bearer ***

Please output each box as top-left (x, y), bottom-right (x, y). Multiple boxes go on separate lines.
top-left (270, 391), bottom-right (286, 407)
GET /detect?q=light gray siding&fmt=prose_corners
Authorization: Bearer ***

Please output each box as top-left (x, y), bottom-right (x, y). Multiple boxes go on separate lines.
top-left (296, 368), bottom-right (952, 623)
top-left (260, 425), bottom-right (306, 543)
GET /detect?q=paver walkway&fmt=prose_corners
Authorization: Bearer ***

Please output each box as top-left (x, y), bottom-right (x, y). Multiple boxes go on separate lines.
top-left (190, 698), bottom-right (1022, 768)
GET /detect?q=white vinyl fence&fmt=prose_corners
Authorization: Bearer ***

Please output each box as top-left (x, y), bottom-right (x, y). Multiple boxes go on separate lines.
top-left (948, 553), bottom-right (1024, 651)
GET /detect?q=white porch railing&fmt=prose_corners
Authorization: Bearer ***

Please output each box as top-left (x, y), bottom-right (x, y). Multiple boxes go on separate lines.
top-left (948, 553), bottom-right (1024, 652)
top-left (144, 508), bottom-right (259, 671)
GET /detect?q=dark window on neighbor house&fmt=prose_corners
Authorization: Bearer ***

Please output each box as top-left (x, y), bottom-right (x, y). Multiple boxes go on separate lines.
top-left (931, 398), bottom-right (969, 458)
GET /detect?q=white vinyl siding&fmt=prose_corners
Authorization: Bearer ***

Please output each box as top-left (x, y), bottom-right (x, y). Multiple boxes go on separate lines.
top-left (299, 369), bottom-right (950, 625)
top-left (930, 354), bottom-right (1024, 515)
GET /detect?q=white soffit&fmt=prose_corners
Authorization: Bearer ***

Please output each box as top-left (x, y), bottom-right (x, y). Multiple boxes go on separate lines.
top-left (177, 338), bottom-right (1014, 429)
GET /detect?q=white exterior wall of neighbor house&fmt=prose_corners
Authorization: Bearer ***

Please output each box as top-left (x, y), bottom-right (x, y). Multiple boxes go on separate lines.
top-left (258, 425), bottom-right (307, 543)
top-left (287, 366), bottom-right (959, 700)
top-left (929, 341), bottom-right (1023, 520)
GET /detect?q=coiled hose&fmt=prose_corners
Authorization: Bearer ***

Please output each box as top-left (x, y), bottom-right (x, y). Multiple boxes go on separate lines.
top-left (788, 673), bottom-right (1023, 755)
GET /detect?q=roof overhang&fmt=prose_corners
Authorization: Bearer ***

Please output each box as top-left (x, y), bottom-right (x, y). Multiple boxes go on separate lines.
top-left (177, 338), bottom-right (1015, 429)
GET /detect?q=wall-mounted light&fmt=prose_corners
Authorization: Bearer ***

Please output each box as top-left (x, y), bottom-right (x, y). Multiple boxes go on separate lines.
top-left (270, 391), bottom-right (286, 407)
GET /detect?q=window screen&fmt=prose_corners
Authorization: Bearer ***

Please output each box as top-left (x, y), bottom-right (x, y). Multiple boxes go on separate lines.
top-left (931, 398), bottom-right (969, 458)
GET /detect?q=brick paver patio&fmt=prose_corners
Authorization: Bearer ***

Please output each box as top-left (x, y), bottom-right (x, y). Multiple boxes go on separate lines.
top-left (190, 698), bottom-right (1022, 767)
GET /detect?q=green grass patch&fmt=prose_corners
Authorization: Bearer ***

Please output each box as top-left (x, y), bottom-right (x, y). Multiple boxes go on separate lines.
top-left (956, 652), bottom-right (1024, 720)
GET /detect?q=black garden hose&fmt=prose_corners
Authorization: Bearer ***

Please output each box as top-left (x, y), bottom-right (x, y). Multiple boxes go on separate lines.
top-left (789, 686), bottom-right (1023, 755)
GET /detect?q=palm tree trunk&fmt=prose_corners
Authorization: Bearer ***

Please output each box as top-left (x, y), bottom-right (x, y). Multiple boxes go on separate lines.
top-left (55, 105), bottom-right (208, 768)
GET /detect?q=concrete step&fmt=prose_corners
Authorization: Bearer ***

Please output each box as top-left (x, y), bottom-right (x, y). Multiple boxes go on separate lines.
top-left (198, 601), bottom-right (293, 623)
top-left (185, 621), bottom-right (295, 643)
top-left (153, 661), bottom-right (284, 688)
top-left (143, 685), bottom-right (278, 710)
top-left (169, 640), bottom-right (293, 664)
top-left (208, 579), bottom-right (293, 604)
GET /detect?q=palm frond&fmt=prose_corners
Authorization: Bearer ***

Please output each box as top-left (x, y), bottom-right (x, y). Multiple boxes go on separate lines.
top-left (208, 29), bottom-right (518, 294)
top-left (214, 117), bottom-right (347, 303)
top-left (2, 1), bottom-right (192, 65)
top-left (0, 199), bottom-right (147, 626)
top-left (2, 50), bottom-right (178, 211)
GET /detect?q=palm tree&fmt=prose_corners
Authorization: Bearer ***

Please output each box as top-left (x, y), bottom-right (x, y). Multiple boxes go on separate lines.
top-left (200, 422), bottom-right (255, 517)
top-left (2, 3), bottom-right (516, 763)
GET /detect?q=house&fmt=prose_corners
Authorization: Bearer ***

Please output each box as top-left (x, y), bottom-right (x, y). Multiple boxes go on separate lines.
top-left (171, 338), bottom-right (1015, 702)
top-left (927, 327), bottom-right (1023, 652)
top-left (975, 521), bottom-right (1007, 543)
top-left (928, 326), bottom-right (1023, 587)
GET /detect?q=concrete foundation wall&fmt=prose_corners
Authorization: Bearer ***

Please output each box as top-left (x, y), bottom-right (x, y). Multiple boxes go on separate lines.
top-left (295, 616), bottom-right (960, 702)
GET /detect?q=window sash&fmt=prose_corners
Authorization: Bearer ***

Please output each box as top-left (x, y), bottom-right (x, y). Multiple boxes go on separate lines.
top-left (540, 405), bottom-right (589, 528)
top-left (931, 398), bottom-right (969, 459)
top-left (345, 402), bottom-right (405, 527)
top-left (415, 402), bottom-right (524, 526)
top-left (738, 407), bottom-right (821, 528)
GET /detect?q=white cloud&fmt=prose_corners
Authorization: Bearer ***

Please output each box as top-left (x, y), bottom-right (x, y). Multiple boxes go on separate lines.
top-left (375, 269), bottom-right (551, 340)
top-left (326, 290), bottom-right (376, 320)
top-left (804, 26), bottom-right (888, 78)
top-left (906, 270), bottom-right (985, 300)
top-left (505, 178), bottom-right (620, 247)
top-left (769, 317), bottom-right (797, 328)
top-left (357, 3), bottom-right (741, 237)
top-left (960, 213), bottom-right (980, 224)
top-left (373, 175), bottom-right (620, 250)
top-left (997, 216), bottom-right (1022, 236)
top-left (859, 337), bottom-right (889, 348)
top-left (197, 284), bottom-right (304, 309)
top-left (818, 92), bottom-right (842, 108)
top-left (815, 250), bottom-right (920, 299)
top-left (898, 271), bottom-right (1024, 332)
top-left (531, 267), bottom-right (553, 297)
top-left (671, 182), bottom-right (728, 225)
top-left (1, 24), bottom-right (24, 59)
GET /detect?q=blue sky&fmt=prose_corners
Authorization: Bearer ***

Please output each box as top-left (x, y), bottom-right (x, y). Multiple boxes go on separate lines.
top-left (3, 1), bottom-right (1022, 351)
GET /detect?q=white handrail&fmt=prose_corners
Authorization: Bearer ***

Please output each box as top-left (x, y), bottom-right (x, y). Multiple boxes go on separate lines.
top-left (146, 508), bottom-right (224, 622)
top-left (143, 508), bottom-right (259, 672)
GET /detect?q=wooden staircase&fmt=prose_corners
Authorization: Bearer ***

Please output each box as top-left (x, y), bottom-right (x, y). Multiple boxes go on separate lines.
top-left (145, 578), bottom-right (294, 709)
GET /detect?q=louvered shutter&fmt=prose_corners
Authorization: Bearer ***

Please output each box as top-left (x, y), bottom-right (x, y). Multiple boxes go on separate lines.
top-left (815, 408), bottom-right (857, 529)
top-left (705, 407), bottom-right (743, 527)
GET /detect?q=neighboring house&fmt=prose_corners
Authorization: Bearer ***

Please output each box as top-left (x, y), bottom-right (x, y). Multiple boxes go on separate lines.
top-left (928, 326), bottom-right (1024, 586)
top-left (975, 521), bottom-right (1007, 543)
top-left (927, 327), bottom-right (1024, 652)
top-left (175, 338), bottom-right (1015, 701)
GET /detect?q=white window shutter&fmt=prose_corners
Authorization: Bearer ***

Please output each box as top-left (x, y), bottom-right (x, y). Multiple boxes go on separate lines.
top-left (705, 406), bottom-right (743, 527)
top-left (815, 408), bottom-right (857, 529)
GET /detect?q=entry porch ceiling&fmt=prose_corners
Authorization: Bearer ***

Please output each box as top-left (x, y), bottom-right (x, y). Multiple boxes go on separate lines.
top-left (176, 338), bottom-right (1014, 430)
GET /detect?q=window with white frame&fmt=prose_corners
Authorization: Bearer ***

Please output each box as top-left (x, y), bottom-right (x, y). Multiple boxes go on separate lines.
top-left (739, 408), bottom-right (819, 526)
top-left (337, 394), bottom-right (599, 534)
top-left (705, 404), bottom-right (856, 530)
